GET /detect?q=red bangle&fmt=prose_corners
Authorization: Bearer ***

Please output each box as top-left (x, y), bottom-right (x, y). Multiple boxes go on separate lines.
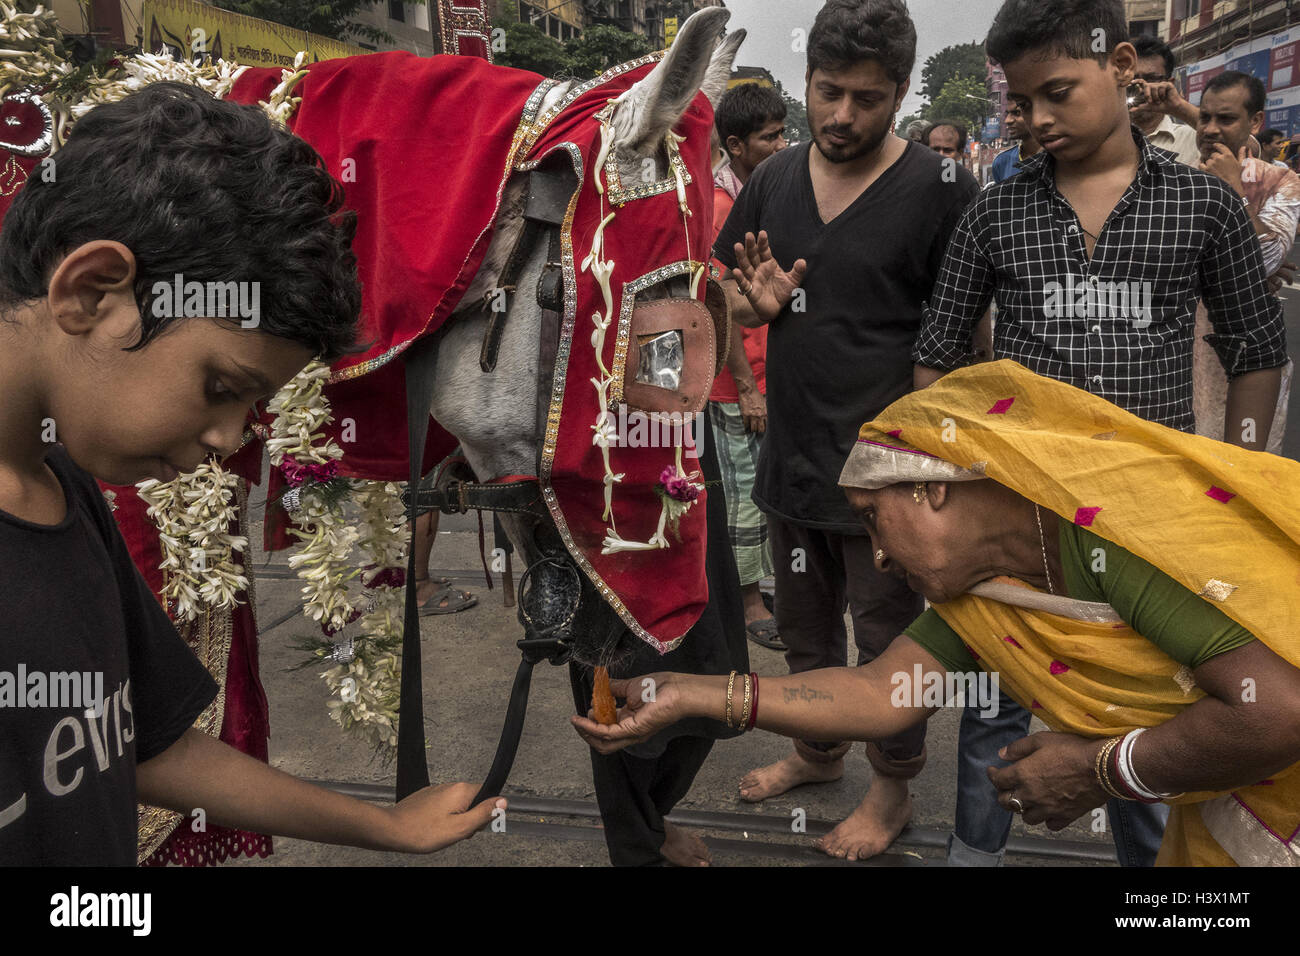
top-left (1109, 738), bottom-right (1161, 803)
top-left (746, 672), bottom-right (759, 730)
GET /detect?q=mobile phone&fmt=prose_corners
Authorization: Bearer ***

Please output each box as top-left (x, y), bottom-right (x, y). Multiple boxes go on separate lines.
top-left (1126, 81), bottom-right (1148, 108)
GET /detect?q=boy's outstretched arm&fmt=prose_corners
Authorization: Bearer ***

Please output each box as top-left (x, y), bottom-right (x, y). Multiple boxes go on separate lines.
top-left (137, 728), bottom-right (502, 854)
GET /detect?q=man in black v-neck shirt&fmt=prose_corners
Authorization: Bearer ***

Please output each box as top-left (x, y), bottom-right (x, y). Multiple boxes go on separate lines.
top-left (711, 0), bottom-right (979, 861)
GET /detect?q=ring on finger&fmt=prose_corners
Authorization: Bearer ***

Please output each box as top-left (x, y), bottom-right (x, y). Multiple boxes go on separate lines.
top-left (1008, 796), bottom-right (1025, 814)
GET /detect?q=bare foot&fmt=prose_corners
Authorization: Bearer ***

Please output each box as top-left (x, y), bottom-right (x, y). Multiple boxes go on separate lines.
top-left (738, 751), bottom-right (843, 803)
top-left (661, 821), bottom-right (711, 867)
top-left (815, 776), bottom-right (912, 862)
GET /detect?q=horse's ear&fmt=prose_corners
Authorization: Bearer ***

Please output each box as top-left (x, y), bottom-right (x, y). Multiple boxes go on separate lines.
top-left (701, 29), bottom-right (746, 110)
top-left (615, 7), bottom-right (730, 153)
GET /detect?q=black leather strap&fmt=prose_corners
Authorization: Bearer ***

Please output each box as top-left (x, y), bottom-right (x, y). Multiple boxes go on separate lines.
top-left (401, 476), bottom-right (545, 518)
top-left (395, 334), bottom-right (442, 800)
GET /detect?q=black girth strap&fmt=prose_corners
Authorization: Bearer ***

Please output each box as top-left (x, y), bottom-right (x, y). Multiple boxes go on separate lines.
top-left (401, 476), bottom-right (545, 519)
top-left (396, 333), bottom-right (443, 799)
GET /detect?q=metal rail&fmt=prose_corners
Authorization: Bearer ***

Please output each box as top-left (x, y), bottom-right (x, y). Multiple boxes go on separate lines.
top-left (306, 779), bottom-right (1117, 864)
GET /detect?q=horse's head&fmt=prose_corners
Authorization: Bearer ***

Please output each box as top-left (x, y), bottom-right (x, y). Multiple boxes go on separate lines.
top-left (433, 8), bottom-right (745, 669)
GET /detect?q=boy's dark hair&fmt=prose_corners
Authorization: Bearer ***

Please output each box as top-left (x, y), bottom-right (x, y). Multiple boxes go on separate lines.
top-left (1131, 35), bottom-right (1176, 78)
top-left (986, 0), bottom-right (1128, 69)
top-left (807, 0), bottom-right (916, 87)
top-left (925, 121), bottom-right (968, 152)
top-left (1204, 70), bottom-right (1266, 117)
top-left (0, 82), bottom-right (362, 362)
top-left (715, 83), bottom-right (788, 146)
top-left (1263, 128), bottom-right (1286, 144)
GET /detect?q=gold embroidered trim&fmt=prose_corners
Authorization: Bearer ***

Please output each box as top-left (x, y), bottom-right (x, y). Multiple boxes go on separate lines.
top-left (1197, 579), bottom-right (1238, 602)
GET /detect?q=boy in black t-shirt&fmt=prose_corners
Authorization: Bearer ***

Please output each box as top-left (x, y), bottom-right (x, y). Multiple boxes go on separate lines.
top-left (0, 83), bottom-right (502, 865)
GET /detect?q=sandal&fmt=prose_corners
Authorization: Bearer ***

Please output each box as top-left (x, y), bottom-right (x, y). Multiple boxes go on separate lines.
top-left (746, 616), bottom-right (785, 651)
top-left (419, 584), bottom-right (479, 616)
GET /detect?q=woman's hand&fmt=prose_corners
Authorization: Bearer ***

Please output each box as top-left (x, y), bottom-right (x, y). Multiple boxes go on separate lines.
top-left (383, 783), bottom-right (505, 853)
top-left (571, 672), bottom-right (690, 754)
top-left (987, 732), bottom-right (1110, 830)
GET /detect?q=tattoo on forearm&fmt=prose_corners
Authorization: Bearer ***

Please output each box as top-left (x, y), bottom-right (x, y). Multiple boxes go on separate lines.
top-left (783, 684), bottom-right (834, 704)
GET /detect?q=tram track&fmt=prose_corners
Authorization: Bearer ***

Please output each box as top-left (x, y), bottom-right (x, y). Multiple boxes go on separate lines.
top-left (306, 779), bottom-right (1116, 865)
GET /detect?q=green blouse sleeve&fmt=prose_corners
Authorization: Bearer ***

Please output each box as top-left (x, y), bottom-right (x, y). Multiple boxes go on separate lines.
top-left (904, 608), bottom-right (979, 674)
top-left (1057, 520), bottom-right (1255, 669)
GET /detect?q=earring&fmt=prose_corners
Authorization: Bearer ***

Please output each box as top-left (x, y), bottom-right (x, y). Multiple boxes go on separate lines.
top-left (874, 549), bottom-right (885, 562)
top-left (913, 482), bottom-right (927, 504)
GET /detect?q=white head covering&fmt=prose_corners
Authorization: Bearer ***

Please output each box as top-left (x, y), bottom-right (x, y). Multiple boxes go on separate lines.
top-left (838, 436), bottom-right (986, 490)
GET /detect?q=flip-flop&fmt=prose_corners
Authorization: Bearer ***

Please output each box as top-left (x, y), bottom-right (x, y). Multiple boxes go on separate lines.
top-left (419, 584), bottom-right (479, 616)
top-left (746, 616), bottom-right (785, 651)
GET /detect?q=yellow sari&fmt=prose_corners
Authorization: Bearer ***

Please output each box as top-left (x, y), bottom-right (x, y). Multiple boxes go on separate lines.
top-left (863, 361), bottom-right (1300, 866)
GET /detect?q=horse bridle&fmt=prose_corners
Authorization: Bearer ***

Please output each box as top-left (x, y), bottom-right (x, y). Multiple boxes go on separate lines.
top-left (395, 157), bottom-right (582, 802)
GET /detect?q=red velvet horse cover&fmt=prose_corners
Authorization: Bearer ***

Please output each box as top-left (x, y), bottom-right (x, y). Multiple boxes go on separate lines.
top-left (228, 52), bottom-right (715, 651)
top-left (227, 52), bottom-right (546, 481)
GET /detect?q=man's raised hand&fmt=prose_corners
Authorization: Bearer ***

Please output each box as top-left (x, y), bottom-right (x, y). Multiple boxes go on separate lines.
top-left (732, 230), bottom-right (808, 324)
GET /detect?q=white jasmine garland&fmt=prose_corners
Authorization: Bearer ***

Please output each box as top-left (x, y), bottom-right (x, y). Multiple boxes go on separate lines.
top-left (136, 461), bottom-right (249, 622)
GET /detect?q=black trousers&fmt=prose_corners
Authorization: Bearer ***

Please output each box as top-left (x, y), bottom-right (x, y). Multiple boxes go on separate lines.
top-left (570, 411), bottom-right (748, 865)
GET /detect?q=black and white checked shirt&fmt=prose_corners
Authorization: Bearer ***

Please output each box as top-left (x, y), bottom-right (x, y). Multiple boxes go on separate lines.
top-left (913, 128), bottom-right (1288, 431)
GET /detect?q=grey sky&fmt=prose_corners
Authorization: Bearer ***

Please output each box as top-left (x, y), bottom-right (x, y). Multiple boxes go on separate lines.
top-left (721, 0), bottom-right (1006, 117)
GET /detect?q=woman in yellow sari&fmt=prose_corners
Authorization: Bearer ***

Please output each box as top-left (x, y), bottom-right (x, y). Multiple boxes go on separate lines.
top-left (572, 361), bottom-right (1300, 865)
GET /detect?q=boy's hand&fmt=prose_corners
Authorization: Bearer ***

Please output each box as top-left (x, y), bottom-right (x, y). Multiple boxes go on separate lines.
top-left (1199, 143), bottom-right (1248, 196)
top-left (384, 783), bottom-right (505, 853)
top-left (732, 230), bottom-right (807, 324)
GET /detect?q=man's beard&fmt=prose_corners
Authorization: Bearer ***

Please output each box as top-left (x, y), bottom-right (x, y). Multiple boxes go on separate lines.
top-left (813, 119), bottom-right (892, 164)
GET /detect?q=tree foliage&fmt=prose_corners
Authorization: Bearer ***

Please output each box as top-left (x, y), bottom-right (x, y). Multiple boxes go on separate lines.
top-left (922, 75), bottom-right (990, 134)
top-left (920, 41), bottom-right (987, 104)
top-left (493, 19), bottom-right (576, 76)
top-left (566, 24), bottom-right (651, 78)
top-left (774, 80), bottom-right (810, 144)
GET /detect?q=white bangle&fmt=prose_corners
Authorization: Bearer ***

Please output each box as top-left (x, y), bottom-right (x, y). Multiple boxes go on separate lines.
top-left (1118, 728), bottom-right (1171, 800)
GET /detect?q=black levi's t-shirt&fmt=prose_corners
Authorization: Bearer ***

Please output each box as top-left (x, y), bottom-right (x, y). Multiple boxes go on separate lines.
top-left (0, 445), bottom-right (217, 865)
top-left (714, 141), bottom-right (979, 531)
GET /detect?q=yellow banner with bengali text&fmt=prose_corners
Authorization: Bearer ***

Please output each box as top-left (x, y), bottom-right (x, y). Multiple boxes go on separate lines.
top-left (141, 0), bottom-right (367, 69)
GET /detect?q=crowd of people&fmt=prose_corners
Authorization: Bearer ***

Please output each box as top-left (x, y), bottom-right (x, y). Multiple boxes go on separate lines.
top-left (574, 0), bottom-right (1300, 869)
top-left (5, 0), bottom-right (1299, 871)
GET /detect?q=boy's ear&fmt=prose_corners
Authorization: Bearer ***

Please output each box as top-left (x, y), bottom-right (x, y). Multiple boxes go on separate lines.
top-left (46, 241), bottom-right (137, 334)
top-left (1110, 41), bottom-right (1138, 89)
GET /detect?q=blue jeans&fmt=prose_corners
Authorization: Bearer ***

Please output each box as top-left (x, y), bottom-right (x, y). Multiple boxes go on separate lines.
top-left (948, 697), bottom-right (1169, 866)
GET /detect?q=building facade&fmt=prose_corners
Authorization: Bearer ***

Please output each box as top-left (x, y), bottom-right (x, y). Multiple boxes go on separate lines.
top-left (49, 0), bottom-right (491, 61)
top-left (487, 0), bottom-right (721, 47)
top-left (1167, 0), bottom-right (1300, 64)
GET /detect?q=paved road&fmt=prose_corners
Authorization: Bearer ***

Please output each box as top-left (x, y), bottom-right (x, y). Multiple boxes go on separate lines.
top-left (230, 281), bottom-right (1300, 867)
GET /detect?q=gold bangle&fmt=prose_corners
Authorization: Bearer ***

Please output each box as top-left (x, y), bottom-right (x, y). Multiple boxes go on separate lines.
top-left (1097, 737), bottom-right (1127, 800)
top-left (739, 673), bottom-right (753, 732)
top-left (725, 670), bottom-right (737, 728)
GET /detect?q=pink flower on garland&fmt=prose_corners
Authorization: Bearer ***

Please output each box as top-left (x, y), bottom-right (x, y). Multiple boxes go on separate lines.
top-left (280, 458), bottom-right (341, 487)
top-left (659, 466), bottom-right (700, 503)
